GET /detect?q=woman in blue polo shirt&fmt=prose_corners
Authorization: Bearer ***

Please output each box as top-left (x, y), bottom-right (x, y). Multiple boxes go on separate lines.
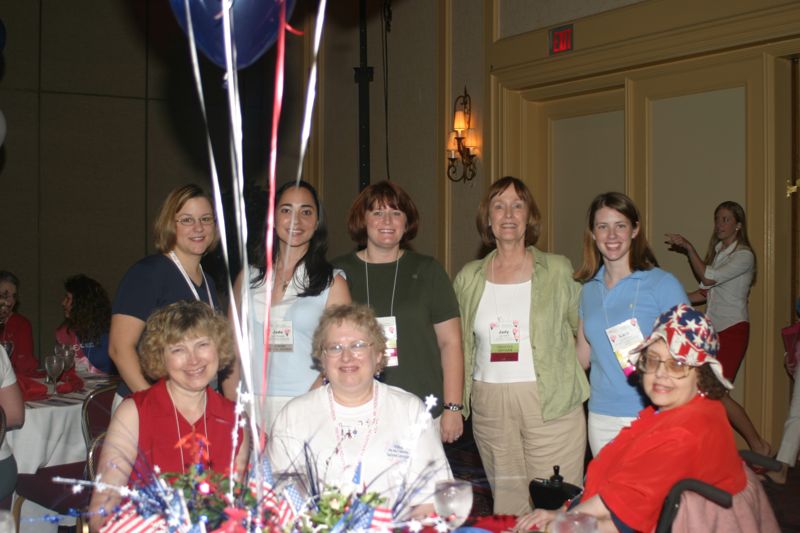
top-left (574, 192), bottom-right (687, 455)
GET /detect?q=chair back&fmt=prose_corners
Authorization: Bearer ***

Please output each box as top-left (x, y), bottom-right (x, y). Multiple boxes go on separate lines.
top-left (81, 382), bottom-right (118, 447)
top-left (669, 466), bottom-right (780, 532)
top-left (0, 405), bottom-right (5, 448)
top-left (87, 431), bottom-right (106, 481)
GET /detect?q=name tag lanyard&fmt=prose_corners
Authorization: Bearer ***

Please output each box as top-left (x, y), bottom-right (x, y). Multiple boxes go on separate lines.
top-left (364, 252), bottom-right (400, 366)
top-left (601, 278), bottom-right (641, 376)
top-left (488, 256), bottom-right (524, 362)
top-left (169, 251), bottom-right (213, 305)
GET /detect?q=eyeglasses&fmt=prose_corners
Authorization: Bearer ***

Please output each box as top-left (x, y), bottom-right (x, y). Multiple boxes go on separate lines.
top-left (636, 353), bottom-right (692, 379)
top-left (176, 215), bottom-right (216, 227)
top-left (322, 340), bottom-right (373, 358)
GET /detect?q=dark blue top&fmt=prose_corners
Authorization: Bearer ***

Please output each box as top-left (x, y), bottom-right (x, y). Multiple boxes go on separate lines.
top-left (81, 333), bottom-right (116, 375)
top-left (112, 254), bottom-right (220, 396)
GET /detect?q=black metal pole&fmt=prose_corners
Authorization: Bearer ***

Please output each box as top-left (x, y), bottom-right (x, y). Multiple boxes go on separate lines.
top-left (354, 0), bottom-right (373, 191)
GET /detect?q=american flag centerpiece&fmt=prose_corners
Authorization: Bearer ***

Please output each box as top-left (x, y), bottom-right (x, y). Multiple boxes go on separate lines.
top-left (90, 433), bottom-right (397, 533)
top-left (55, 394), bottom-right (448, 532)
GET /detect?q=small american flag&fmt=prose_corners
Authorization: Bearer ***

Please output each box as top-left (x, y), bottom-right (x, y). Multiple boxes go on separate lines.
top-left (99, 501), bottom-right (169, 533)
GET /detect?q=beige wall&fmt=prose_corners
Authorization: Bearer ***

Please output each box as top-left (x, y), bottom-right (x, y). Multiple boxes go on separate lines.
top-left (320, 0), bottom-right (442, 261)
top-left (488, 0), bottom-right (798, 445)
top-left (498, 0), bottom-right (645, 39)
top-left (651, 88), bottom-right (747, 292)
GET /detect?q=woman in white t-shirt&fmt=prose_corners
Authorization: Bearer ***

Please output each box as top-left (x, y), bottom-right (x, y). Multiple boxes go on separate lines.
top-left (231, 181), bottom-right (349, 429)
top-left (665, 200), bottom-right (770, 456)
top-left (0, 345), bottom-right (23, 506)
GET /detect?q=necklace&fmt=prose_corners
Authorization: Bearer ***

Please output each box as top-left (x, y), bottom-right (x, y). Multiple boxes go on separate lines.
top-left (364, 249), bottom-right (400, 315)
top-left (326, 383), bottom-right (379, 485)
top-left (166, 382), bottom-right (209, 474)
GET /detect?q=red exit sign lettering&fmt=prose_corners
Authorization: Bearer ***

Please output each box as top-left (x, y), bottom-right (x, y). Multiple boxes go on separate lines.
top-left (549, 24), bottom-right (573, 55)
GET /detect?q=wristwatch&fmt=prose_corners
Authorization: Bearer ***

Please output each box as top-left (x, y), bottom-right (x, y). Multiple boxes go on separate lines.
top-left (443, 402), bottom-right (464, 412)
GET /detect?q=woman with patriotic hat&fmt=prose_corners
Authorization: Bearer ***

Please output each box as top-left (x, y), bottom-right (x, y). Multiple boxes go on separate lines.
top-left (516, 304), bottom-right (748, 533)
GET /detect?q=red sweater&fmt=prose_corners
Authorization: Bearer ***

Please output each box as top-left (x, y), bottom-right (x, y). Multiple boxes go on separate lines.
top-left (1, 313), bottom-right (37, 376)
top-left (583, 395), bottom-right (746, 532)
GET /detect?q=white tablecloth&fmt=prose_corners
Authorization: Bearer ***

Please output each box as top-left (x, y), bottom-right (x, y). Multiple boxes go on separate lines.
top-left (7, 374), bottom-right (114, 532)
top-left (7, 374), bottom-right (112, 474)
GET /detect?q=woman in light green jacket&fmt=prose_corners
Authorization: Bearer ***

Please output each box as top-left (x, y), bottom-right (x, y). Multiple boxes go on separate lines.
top-left (453, 176), bottom-right (589, 515)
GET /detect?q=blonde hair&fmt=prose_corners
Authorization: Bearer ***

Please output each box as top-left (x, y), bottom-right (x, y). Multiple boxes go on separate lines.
top-left (138, 300), bottom-right (235, 380)
top-left (153, 184), bottom-right (219, 253)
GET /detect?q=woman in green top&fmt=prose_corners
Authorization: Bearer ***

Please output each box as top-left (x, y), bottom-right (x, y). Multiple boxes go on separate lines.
top-left (333, 181), bottom-right (464, 443)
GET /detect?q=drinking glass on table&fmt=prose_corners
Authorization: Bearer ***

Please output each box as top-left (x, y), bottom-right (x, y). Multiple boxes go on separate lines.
top-left (434, 479), bottom-right (473, 530)
top-left (62, 343), bottom-right (76, 371)
top-left (44, 353), bottom-right (65, 389)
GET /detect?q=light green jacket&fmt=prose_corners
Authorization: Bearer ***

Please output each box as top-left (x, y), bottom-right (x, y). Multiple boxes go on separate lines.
top-left (453, 246), bottom-right (589, 421)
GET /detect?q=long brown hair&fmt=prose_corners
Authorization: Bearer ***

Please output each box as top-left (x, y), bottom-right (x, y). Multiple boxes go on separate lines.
top-left (574, 192), bottom-right (658, 282)
top-left (703, 201), bottom-right (756, 284)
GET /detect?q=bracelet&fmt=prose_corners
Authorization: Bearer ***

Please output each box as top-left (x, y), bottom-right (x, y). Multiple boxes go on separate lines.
top-left (443, 402), bottom-right (464, 412)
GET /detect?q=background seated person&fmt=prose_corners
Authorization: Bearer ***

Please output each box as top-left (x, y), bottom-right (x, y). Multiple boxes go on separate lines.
top-left (268, 304), bottom-right (453, 519)
top-left (0, 270), bottom-right (37, 376)
top-left (516, 304), bottom-right (746, 533)
top-left (55, 274), bottom-right (116, 375)
top-left (88, 301), bottom-right (248, 532)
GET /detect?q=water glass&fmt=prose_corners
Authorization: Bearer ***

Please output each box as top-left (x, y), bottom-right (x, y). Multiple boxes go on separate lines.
top-left (44, 354), bottom-right (65, 387)
top-left (551, 511), bottom-right (599, 533)
top-left (434, 479), bottom-right (473, 530)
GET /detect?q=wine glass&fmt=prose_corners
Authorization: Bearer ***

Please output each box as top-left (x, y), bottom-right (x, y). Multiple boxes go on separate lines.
top-left (44, 354), bottom-right (65, 388)
top-left (434, 479), bottom-right (473, 530)
top-left (62, 343), bottom-right (76, 371)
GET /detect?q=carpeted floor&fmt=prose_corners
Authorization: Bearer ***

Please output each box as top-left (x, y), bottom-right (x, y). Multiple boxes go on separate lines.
top-left (445, 419), bottom-right (799, 531)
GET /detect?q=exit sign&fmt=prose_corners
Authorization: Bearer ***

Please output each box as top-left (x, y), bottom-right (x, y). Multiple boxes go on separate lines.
top-left (549, 24), bottom-right (573, 55)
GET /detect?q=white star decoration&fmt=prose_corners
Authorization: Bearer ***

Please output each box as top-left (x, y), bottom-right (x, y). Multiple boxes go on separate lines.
top-left (407, 519), bottom-right (423, 532)
top-left (424, 395), bottom-right (438, 411)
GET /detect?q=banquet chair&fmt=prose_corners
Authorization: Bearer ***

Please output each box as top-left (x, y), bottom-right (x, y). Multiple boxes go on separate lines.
top-left (81, 382), bottom-right (118, 448)
top-left (86, 431), bottom-right (106, 482)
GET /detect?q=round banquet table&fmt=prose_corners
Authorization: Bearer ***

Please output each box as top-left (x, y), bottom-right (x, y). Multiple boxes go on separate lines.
top-left (7, 373), bottom-right (115, 532)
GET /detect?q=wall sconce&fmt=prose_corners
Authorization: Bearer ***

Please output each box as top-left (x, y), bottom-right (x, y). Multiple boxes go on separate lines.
top-left (447, 86), bottom-right (478, 183)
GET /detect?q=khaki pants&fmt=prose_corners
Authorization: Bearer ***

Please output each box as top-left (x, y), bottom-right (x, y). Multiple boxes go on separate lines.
top-left (471, 380), bottom-right (586, 515)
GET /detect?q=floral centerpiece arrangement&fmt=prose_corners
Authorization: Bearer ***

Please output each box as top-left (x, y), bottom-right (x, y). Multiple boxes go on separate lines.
top-left (56, 396), bottom-right (454, 533)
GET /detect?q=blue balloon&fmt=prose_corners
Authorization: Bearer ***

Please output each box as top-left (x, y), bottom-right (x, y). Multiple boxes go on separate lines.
top-left (169, 0), bottom-right (295, 70)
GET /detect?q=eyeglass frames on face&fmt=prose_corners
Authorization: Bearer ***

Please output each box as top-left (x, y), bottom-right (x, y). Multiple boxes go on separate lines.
top-left (176, 215), bottom-right (216, 226)
top-left (322, 340), bottom-right (373, 358)
top-left (637, 353), bottom-right (692, 379)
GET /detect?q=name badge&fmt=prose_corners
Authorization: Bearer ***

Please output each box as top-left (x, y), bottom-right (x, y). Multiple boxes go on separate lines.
top-left (377, 316), bottom-right (399, 367)
top-left (269, 319), bottom-right (294, 352)
top-left (605, 318), bottom-right (643, 376)
top-left (490, 319), bottom-right (520, 362)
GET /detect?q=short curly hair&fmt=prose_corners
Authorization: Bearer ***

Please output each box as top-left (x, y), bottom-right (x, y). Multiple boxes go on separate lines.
top-left (138, 301), bottom-right (235, 380)
top-left (696, 364), bottom-right (728, 400)
top-left (311, 304), bottom-right (388, 373)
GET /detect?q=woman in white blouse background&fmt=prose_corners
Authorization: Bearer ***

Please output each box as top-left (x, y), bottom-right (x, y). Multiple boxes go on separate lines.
top-left (665, 200), bottom-right (770, 456)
